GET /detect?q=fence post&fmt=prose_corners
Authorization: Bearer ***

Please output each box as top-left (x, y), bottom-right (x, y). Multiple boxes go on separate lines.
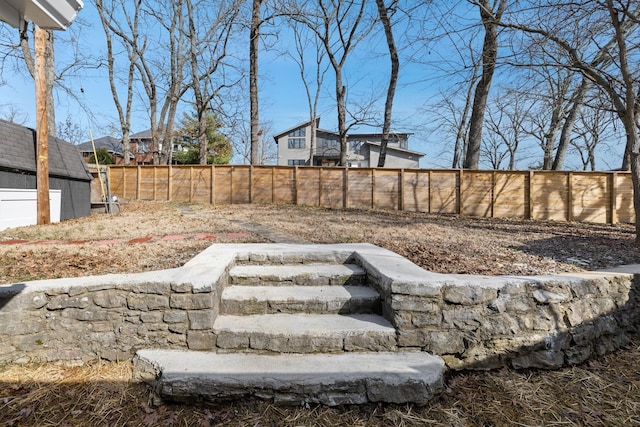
top-left (214, 163), bottom-right (216, 206)
top-left (399, 169), bottom-right (405, 211)
top-left (294, 166), bottom-right (299, 205)
top-left (610, 172), bottom-right (618, 224)
top-left (167, 166), bottom-right (172, 201)
top-left (567, 172), bottom-right (573, 222)
top-left (457, 169), bottom-right (463, 215)
top-left (343, 167), bottom-right (349, 209)
top-left (318, 167), bottom-right (323, 207)
top-left (527, 170), bottom-right (534, 220)
top-left (372, 169), bottom-right (376, 209)
top-left (249, 165), bottom-right (253, 204)
top-left (271, 166), bottom-right (275, 204)
top-left (491, 170), bottom-right (496, 218)
top-left (428, 169), bottom-right (432, 213)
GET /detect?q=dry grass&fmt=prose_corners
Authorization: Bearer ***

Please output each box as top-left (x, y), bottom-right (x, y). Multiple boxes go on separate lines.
top-left (0, 201), bottom-right (639, 425)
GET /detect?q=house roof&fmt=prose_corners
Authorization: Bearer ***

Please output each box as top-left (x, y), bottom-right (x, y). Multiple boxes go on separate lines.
top-left (77, 136), bottom-right (122, 154)
top-left (0, 119), bottom-right (92, 181)
top-left (364, 141), bottom-right (425, 157)
top-left (130, 129), bottom-right (153, 139)
top-left (273, 118), bottom-right (321, 142)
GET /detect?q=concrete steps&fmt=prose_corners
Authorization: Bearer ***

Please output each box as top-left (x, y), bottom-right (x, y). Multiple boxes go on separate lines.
top-left (135, 259), bottom-right (445, 406)
top-left (134, 350), bottom-right (446, 406)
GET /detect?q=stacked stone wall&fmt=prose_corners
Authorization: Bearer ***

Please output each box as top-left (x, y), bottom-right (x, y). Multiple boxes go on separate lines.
top-left (373, 273), bottom-right (640, 370)
top-left (0, 280), bottom-right (219, 365)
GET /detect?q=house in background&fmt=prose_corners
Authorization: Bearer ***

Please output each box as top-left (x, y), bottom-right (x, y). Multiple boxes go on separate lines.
top-left (78, 130), bottom-right (157, 166)
top-left (273, 118), bottom-right (425, 168)
top-left (77, 136), bottom-right (127, 165)
top-left (0, 119), bottom-right (92, 224)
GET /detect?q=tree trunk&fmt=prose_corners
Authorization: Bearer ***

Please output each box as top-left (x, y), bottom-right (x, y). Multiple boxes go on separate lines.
top-left (553, 78), bottom-right (589, 170)
top-left (375, 0), bottom-right (399, 168)
top-left (463, 0), bottom-right (504, 169)
top-left (250, 0), bottom-right (262, 165)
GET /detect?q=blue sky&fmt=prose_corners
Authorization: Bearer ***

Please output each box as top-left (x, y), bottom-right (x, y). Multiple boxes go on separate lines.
top-left (0, 1), bottom-right (627, 170)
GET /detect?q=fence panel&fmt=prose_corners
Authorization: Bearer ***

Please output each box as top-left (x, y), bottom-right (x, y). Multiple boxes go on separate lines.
top-left (252, 167), bottom-right (274, 204)
top-left (106, 166), bottom-right (635, 224)
top-left (403, 170), bottom-right (430, 212)
top-left (493, 172), bottom-right (527, 218)
top-left (461, 171), bottom-right (493, 217)
top-left (347, 169), bottom-right (372, 209)
top-left (430, 170), bottom-right (458, 214)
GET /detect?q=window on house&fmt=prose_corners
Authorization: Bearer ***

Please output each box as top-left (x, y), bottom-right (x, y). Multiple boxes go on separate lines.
top-left (349, 140), bottom-right (362, 151)
top-left (137, 141), bottom-right (150, 153)
top-left (288, 138), bottom-right (306, 149)
top-left (288, 128), bottom-right (306, 137)
top-left (288, 159), bottom-right (306, 166)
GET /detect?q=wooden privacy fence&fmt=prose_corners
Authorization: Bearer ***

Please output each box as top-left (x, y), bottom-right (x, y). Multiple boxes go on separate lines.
top-left (107, 165), bottom-right (635, 225)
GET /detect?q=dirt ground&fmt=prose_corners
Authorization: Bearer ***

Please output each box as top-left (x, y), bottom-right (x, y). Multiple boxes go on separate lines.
top-left (0, 201), bottom-right (639, 426)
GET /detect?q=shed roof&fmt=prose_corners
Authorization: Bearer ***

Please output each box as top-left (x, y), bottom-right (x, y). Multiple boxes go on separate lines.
top-left (0, 119), bottom-right (92, 181)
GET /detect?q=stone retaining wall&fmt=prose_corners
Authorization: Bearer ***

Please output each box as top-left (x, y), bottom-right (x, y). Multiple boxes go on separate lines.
top-left (1, 243), bottom-right (639, 371)
top-left (0, 276), bottom-right (221, 365)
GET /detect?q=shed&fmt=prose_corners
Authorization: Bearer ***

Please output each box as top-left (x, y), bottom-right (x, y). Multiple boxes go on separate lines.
top-left (0, 119), bottom-right (92, 221)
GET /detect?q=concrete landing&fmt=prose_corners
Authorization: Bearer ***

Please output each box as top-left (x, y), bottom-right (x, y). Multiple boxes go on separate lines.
top-left (134, 350), bottom-right (445, 406)
top-left (213, 313), bottom-right (397, 352)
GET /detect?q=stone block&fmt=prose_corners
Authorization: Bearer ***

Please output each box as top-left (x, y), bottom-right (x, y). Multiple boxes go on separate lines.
top-left (442, 286), bottom-right (497, 305)
top-left (0, 313), bottom-right (42, 335)
top-left (61, 308), bottom-right (118, 322)
top-left (170, 294), bottom-right (213, 310)
top-left (428, 331), bottom-right (465, 354)
top-left (411, 310), bottom-right (443, 328)
top-left (511, 350), bottom-right (564, 369)
top-left (391, 295), bottom-right (439, 313)
top-left (479, 313), bottom-right (520, 335)
top-left (163, 311), bottom-right (188, 323)
top-left (168, 324), bottom-right (188, 334)
top-left (564, 344), bottom-right (593, 365)
top-left (489, 293), bottom-right (533, 313)
top-left (216, 332), bottom-right (249, 349)
top-left (131, 283), bottom-right (171, 295)
top-left (187, 331), bottom-right (215, 350)
top-left (171, 283), bottom-right (193, 293)
top-left (188, 311), bottom-right (215, 330)
top-left (397, 329), bottom-right (428, 348)
top-left (140, 312), bottom-right (164, 323)
top-left (93, 292), bottom-right (127, 308)
top-left (442, 306), bottom-right (484, 331)
top-left (532, 289), bottom-right (572, 304)
top-left (47, 295), bottom-right (91, 310)
top-left (127, 294), bottom-right (169, 311)
top-left (344, 332), bottom-right (396, 352)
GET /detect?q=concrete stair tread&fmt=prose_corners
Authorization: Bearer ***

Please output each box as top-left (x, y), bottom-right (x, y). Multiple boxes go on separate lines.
top-left (221, 285), bottom-right (379, 302)
top-left (229, 263), bottom-right (365, 286)
top-left (214, 313), bottom-right (393, 334)
top-left (134, 350), bottom-right (445, 406)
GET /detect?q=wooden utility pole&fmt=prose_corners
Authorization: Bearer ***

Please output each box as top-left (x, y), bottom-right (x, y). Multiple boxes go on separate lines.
top-left (35, 26), bottom-right (50, 225)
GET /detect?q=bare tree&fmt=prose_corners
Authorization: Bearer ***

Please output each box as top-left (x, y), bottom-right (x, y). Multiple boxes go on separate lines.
top-left (250, 0), bottom-right (262, 165)
top-left (496, 1), bottom-right (640, 238)
top-left (185, 0), bottom-right (242, 165)
top-left (463, 0), bottom-right (506, 169)
top-left (375, 0), bottom-right (400, 167)
top-left (285, 0), bottom-right (376, 165)
top-left (95, 0), bottom-right (139, 165)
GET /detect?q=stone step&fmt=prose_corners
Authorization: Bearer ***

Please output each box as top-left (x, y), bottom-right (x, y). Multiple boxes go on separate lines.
top-left (229, 263), bottom-right (366, 286)
top-left (134, 350), bottom-right (445, 406)
top-left (220, 285), bottom-right (381, 315)
top-left (213, 313), bottom-right (397, 353)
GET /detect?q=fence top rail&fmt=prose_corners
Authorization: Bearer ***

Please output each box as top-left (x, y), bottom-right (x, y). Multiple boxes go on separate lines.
top-left (107, 165), bottom-right (632, 176)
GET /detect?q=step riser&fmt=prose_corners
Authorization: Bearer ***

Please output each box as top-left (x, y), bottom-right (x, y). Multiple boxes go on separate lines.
top-left (134, 351), bottom-right (445, 407)
top-left (229, 275), bottom-right (366, 287)
top-left (214, 331), bottom-right (397, 353)
top-left (221, 297), bottom-right (381, 316)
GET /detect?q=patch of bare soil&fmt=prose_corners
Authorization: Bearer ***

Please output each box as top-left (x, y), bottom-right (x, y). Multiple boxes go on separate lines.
top-left (0, 201), bottom-right (638, 425)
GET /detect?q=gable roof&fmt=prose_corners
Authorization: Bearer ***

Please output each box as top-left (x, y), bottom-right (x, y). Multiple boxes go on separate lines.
top-left (77, 136), bottom-right (122, 154)
top-left (0, 119), bottom-right (92, 181)
top-left (273, 118), bottom-right (321, 142)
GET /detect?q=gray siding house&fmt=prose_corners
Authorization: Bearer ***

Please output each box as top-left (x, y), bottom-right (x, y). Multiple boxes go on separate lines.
top-left (0, 119), bottom-right (93, 220)
top-left (274, 118), bottom-right (425, 168)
